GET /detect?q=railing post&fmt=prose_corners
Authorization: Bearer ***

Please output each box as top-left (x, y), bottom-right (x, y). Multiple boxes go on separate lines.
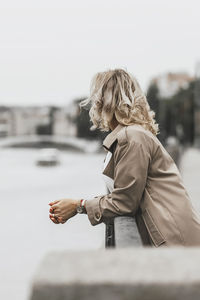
top-left (104, 188), bottom-right (143, 248)
top-left (105, 216), bottom-right (143, 248)
top-left (114, 216), bottom-right (143, 247)
top-left (105, 219), bottom-right (115, 248)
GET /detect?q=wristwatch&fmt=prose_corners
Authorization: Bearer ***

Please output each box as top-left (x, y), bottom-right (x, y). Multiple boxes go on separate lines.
top-left (76, 199), bottom-right (87, 214)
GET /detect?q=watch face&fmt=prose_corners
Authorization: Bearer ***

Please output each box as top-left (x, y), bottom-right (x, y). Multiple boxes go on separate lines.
top-left (77, 206), bottom-right (83, 213)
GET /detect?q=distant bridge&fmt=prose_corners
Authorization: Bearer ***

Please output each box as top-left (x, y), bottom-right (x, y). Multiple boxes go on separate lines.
top-left (0, 135), bottom-right (101, 153)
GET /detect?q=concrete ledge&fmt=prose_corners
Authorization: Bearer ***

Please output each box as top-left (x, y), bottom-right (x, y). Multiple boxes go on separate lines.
top-left (30, 247), bottom-right (200, 300)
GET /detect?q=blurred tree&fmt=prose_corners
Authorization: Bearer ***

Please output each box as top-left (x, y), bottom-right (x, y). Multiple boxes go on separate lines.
top-left (146, 83), bottom-right (160, 121)
top-left (168, 81), bottom-right (195, 146)
top-left (146, 80), bottom-right (195, 147)
top-left (36, 106), bottom-right (57, 136)
top-left (146, 82), bottom-right (167, 145)
top-left (36, 124), bottom-right (51, 135)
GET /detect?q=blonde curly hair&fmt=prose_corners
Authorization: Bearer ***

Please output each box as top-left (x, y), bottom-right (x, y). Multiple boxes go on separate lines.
top-left (79, 68), bottom-right (160, 136)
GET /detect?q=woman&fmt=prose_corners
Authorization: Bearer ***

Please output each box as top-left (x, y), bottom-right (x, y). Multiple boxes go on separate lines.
top-left (49, 68), bottom-right (200, 247)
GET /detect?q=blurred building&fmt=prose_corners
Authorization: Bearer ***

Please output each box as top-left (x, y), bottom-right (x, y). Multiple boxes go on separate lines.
top-left (151, 72), bottom-right (194, 98)
top-left (0, 106), bottom-right (13, 137)
top-left (53, 101), bottom-right (78, 137)
top-left (12, 106), bottom-right (50, 136)
top-left (0, 103), bottom-right (78, 138)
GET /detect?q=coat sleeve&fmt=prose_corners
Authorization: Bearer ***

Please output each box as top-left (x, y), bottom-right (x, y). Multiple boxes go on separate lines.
top-left (85, 140), bottom-right (151, 226)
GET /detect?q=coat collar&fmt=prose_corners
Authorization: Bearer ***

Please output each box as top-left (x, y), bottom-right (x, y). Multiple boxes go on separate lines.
top-left (102, 123), bottom-right (125, 151)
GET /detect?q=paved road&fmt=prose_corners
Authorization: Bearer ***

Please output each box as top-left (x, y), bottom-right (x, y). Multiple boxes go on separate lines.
top-left (179, 146), bottom-right (200, 211)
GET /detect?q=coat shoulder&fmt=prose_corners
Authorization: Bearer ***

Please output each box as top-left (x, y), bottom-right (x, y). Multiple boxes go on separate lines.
top-left (109, 124), bottom-right (160, 154)
top-left (114, 125), bottom-right (159, 160)
top-left (124, 125), bottom-right (157, 146)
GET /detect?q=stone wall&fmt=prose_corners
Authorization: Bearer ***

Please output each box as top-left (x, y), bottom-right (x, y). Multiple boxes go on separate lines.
top-left (30, 247), bottom-right (200, 300)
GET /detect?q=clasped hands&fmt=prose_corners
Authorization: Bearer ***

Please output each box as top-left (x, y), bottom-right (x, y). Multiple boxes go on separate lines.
top-left (49, 198), bottom-right (80, 224)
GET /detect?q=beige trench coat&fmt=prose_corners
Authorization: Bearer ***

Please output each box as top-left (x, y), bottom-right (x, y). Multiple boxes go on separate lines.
top-left (85, 123), bottom-right (200, 247)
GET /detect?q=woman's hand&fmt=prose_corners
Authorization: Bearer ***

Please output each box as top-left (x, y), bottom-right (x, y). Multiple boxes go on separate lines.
top-left (48, 198), bottom-right (80, 224)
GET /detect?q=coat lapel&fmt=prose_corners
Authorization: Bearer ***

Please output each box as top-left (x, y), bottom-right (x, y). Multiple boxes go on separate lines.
top-left (102, 123), bottom-right (125, 151)
top-left (102, 123), bottom-right (125, 179)
top-left (102, 154), bottom-right (115, 179)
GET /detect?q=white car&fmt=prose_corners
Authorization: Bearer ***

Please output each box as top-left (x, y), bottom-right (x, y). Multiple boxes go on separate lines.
top-left (36, 148), bottom-right (60, 166)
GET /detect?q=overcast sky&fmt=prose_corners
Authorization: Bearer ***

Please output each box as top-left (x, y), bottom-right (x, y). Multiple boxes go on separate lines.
top-left (0, 0), bottom-right (199, 106)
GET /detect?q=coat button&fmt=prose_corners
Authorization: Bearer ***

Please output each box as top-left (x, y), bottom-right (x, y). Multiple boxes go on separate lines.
top-left (95, 212), bottom-right (100, 219)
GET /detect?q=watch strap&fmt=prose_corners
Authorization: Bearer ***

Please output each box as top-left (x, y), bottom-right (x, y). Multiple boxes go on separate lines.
top-left (77, 199), bottom-right (87, 214)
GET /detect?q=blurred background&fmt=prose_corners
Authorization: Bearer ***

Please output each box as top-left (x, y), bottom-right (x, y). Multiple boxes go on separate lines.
top-left (1, 0), bottom-right (200, 299)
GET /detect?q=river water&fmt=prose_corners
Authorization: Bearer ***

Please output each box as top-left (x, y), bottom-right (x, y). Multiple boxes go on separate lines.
top-left (0, 148), bottom-right (106, 300)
